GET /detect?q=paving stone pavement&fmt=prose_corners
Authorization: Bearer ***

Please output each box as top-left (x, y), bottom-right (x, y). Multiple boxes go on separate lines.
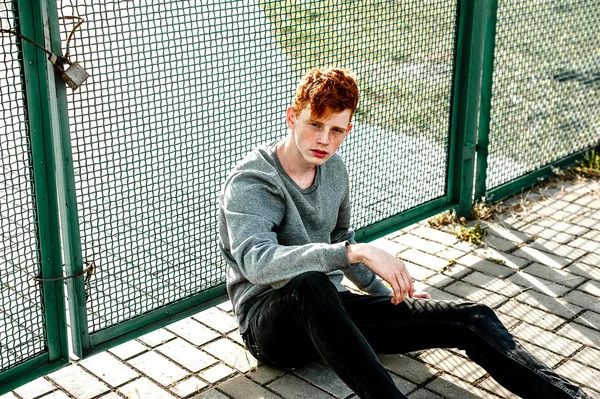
top-left (3, 176), bottom-right (599, 399)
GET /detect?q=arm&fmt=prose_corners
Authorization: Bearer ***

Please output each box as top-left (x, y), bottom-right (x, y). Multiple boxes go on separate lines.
top-left (222, 172), bottom-right (349, 288)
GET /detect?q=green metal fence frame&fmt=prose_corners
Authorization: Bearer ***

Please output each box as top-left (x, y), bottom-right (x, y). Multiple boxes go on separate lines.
top-left (473, 0), bottom-right (498, 202)
top-left (0, 0), bottom-right (69, 393)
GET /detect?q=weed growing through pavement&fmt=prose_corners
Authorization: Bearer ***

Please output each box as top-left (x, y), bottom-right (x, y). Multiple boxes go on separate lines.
top-left (427, 210), bottom-right (486, 245)
top-left (427, 210), bottom-right (459, 228)
top-left (471, 198), bottom-right (501, 221)
top-left (454, 223), bottom-right (486, 245)
top-left (440, 258), bottom-right (457, 273)
top-left (575, 149), bottom-right (600, 178)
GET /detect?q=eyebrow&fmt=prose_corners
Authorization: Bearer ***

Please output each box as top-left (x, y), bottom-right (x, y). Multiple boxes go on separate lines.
top-left (307, 118), bottom-right (347, 132)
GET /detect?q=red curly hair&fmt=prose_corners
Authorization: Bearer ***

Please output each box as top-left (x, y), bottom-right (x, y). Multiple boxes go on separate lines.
top-left (292, 67), bottom-right (359, 119)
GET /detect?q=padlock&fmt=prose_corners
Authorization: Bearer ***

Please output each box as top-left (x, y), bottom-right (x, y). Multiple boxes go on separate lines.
top-left (61, 62), bottom-right (89, 90)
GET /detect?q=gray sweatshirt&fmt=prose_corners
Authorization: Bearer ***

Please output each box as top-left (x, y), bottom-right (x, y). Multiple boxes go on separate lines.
top-left (218, 140), bottom-right (391, 333)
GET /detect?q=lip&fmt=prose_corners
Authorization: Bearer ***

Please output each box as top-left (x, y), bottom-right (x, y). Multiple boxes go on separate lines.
top-left (311, 149), bottom-right (328, 158)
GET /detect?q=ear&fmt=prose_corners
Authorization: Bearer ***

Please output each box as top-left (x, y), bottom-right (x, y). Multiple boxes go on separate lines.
top-left (286, 107), bottom-right (296, 129)
top-left (346, 122), bottom-right (353, 135)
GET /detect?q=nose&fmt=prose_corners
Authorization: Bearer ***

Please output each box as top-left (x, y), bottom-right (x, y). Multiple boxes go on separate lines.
top-left (316, 131), bottom-right (330, 145)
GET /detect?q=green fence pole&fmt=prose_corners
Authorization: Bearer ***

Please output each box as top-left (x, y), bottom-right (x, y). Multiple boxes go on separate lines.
top-left (44, 0), bottom-right (90, 358)
top-left (474, 0), bottom-right (499, 202)
top-left (0, 0), bottom-right (69, 393)
top-left (19, 0), bottom-right (70, 366)
top-left (447, 0), bottom-right (489, 218)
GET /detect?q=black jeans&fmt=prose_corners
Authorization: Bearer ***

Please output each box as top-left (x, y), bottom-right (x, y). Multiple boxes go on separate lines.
top-left (242, 272), bottom-right (591, 399)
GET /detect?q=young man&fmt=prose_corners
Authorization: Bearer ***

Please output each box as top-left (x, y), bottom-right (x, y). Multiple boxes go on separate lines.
top-left (218, 67), bottom-right (590, 399)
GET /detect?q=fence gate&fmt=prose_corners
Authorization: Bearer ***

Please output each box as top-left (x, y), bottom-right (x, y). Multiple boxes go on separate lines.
top-left (0, 0), bottom-right (69, 392)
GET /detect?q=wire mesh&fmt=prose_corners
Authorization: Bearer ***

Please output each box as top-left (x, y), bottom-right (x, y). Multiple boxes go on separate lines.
top-left (486, 0), bottom-right (600, 190)
top-left (0, 1), bottom-right (48, 373)
top-left (57, 0), bottom-right (458, 333)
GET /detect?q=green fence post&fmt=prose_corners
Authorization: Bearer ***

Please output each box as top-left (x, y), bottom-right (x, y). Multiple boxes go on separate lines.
top-left (31, 0), bottom-right (69, 366)
top-left (447, 0), bottom-right (489, 218)
top-left (0, 0), bottom-right (69, 393)
top-left (474, 0), bottom-right (499, 202)
top-left (17, 0), bottom-right (70, 367)
top-left (44, 0), bottom-right (90, 358)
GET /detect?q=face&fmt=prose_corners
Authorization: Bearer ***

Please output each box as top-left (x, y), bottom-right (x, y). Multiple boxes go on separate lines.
top-left (286, 106), bottom-right (353, 169)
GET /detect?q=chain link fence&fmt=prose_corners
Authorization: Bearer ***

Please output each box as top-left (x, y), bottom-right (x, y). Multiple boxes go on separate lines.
top-left (486, 0), bottom-right (600, 191)
top-left (0, 1), bottom-right (47, 374)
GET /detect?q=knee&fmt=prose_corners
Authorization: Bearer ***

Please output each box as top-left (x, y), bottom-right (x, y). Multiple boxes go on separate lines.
top-left (459, 303), bottom-right (518, 351)
top-left (469, 302), bottom-right (497, 319)
top-left (463, 303), bottom-right (504, 331)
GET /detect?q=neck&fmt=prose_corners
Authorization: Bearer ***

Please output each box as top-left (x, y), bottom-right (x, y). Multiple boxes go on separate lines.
top-left (277, 138), bottom-right (317, 189)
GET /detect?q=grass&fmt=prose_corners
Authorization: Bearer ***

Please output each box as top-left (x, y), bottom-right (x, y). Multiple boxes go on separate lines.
top-left (454, 223), bottom-right (485, 245)
top-left (427, 208), bottom-right (487, 245)
top-left (427, 209), bottom-right (460, 229)
top-left (427, 153), bottom-right (600, 245)
top-left (470, 199), bottom-right (501, 222)
top-left (427, 210), bottom-right (487, 245)
top-left (575, 149), bottom-right (600, 178)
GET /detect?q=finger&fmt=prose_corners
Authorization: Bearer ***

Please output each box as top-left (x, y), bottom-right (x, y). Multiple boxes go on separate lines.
top-left (389, 278), bottom-right (402, 305)
top-left (394, 273), bottom-right (408, 304)
top-left (399, 272), bottom-right (413, 299)
top-left (405, 269), bottom-right (415, 298)
top-left (395, 280), bottom-right (405, 305)
top-left (413, 291), bottom-right (432, 299)
top-left (395, 260), bottom-right (413, 299)
top-left (399, 269), bottom-right (413, 300)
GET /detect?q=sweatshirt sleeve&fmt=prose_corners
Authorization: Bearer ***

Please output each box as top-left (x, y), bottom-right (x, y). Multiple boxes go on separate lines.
top-left (221, 171), bottom-right (350, 289)
top-left (331, 187), bottom-right (392, 296)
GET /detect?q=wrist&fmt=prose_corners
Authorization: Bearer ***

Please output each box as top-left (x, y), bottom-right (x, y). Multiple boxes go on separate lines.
top-left (346, 243), bottom-right (368, 265)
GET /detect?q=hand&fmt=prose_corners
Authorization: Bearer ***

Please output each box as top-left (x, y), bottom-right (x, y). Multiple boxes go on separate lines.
top-left (347, 243), bottom-right (414, 305)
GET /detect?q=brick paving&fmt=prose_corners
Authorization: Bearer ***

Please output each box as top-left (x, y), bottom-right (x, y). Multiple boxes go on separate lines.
top-left (2, 176), bottom-right (599, 399)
